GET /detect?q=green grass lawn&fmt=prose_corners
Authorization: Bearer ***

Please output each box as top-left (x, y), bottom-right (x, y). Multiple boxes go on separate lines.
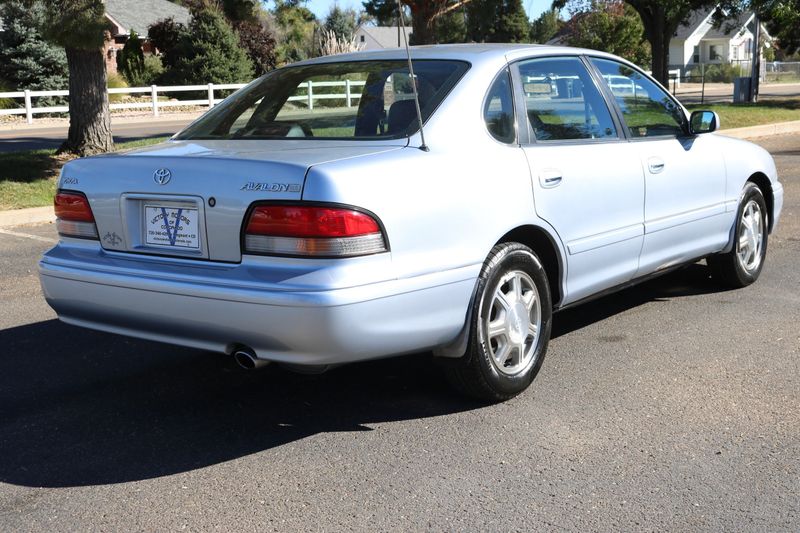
top-left (0, 137), bottom-right (168, 211)
top-left (686, 98), bottom-right (800, 130)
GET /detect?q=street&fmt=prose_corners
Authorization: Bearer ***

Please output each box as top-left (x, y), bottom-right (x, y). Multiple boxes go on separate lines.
top-left (674, 81), bottom-right (800, 104)
top-left (0, 116), bottom-right (196, 153)
top-left (0, 134), bottom-right (798, 531)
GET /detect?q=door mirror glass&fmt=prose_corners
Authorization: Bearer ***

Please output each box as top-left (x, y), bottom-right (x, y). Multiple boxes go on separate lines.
top-left (689, 110), bottom-right (719, 134)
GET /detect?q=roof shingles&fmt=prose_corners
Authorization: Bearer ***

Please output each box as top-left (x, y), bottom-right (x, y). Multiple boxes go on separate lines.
top-left (104, 0), bottom-right (191, 37)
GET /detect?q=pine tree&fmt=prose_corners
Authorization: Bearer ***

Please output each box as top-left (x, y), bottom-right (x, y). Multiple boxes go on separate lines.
top-left (530, 8), bottom-right (563, 43)
top-left (0, 0), bottom-right (68, 105)
top-left (117, 31), bottom-right (146, 87)
top-left (467, 0), bottom-right (530, 43)
top-left (166, 7), bottom-right (255, 85)
top-left (324, 4), bottom-right (359, 41)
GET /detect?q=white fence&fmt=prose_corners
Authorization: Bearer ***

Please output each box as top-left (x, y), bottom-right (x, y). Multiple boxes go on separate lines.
top-left (0, 80), bottom-right (367, 124)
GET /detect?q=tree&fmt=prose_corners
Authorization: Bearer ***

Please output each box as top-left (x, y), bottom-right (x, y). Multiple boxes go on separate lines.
top-left (149, 17), bottom-right (189, 72)
top-left (324, 4), bottom-right (359, 41)
top-left (560, 1), bottom-right (651, 66)
top-left (361, 1), bottom-right (477, 44)
top-left (530, 8), bottom-right (563, 43)
top-left (234, 21), bottom-right (278, 76)
top-left (272, 0), bottom-right (318, 64)
top-left (362, 0), bottom-right (409, 26)
top-left (40, 0), bottom-right (114, 155)
top-left (0, 0), bottom-right (68, 106)
top-left (165, 7), bottom-right (254, 85)
top-left (467, 0), bottom-right (530, 43)
top-left (117, 31), bottom-right (146, 86)
top-left (746, 0), bottom-right (800, 54)
top-left (555, 0), bottom-right (721, 85)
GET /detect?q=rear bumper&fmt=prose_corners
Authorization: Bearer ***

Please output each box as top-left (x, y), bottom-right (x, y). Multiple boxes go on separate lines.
top-left (39, 242), bottom-right (478, 365)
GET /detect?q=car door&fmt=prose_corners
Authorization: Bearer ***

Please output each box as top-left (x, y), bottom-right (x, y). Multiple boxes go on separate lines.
top-left (513, 56), bottom-right (645, 304)
top-left (588, 57), bottom-right (729, 276)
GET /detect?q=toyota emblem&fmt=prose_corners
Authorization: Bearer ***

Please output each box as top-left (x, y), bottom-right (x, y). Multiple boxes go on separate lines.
top-left (153, 168), bottom-right (172, 185)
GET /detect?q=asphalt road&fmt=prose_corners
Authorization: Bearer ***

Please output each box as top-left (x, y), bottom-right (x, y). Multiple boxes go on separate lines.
top-left (675, 82), bottom-right (800, 104)
top-left (0, 118), bottom-right (194, 153)
top-left (0, 135), bottom-right (798, 531)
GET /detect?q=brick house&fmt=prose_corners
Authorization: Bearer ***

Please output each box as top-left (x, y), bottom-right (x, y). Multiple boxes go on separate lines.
top-left (103, 0), bottom-right (191, 73)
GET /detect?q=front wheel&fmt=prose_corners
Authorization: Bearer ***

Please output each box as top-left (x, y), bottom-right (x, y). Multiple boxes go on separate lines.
top-left (708, 182), bottom-right (769, 288)
top-left (443, 242), bottom-right (552, 402)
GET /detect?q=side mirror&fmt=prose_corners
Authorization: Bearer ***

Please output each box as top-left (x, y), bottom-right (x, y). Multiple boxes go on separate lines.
top-left (689, 110), bottom-right (719, 134)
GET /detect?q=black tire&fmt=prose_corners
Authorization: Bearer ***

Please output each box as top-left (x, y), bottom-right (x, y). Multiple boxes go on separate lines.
top-left (708, 182), bottom-right (769, 288)
top-left (443, 242), bottom-right (552, 402)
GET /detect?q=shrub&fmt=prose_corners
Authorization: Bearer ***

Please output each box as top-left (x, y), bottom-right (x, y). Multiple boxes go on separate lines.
top-left (106, 73), bottom-right (129, 103)
top-left (0, 79), bottom-right (17, 110)
top-left (704, 63), bottom-right (745, 83)
top-left (118, 31), bottom-right (146, 87)
top-left (161, 7), bottom-right (254, 85)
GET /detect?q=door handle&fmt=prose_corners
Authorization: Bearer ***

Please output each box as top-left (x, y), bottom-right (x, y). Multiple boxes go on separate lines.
top-left (540, 169), bottom-right (563, 188)
top-left (648, 157), bottom-right (665, 174)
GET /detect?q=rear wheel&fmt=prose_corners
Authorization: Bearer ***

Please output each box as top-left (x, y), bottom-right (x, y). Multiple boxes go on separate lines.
top-left (444, 243), bottom-right (552, 402)
top-left (708, 182), bottom-right (768, 288)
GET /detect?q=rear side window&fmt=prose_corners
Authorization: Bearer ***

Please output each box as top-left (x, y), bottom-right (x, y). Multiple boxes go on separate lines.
top-left (517, 56), bottom-right (617, 142)
top-left (175, 60), bottom-right (470, 141)
top-left (590, 58), bottom-right (685, 138)
top-left (484, 69), bottom-right (516, 144)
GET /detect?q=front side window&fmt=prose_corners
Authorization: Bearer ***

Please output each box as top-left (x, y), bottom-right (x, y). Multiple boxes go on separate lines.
top-left (516, 56), bottom-right (618, 142)
top-left (176, 60), bottom-right (469, 140)
top-left (590, 58), bottom-right (686, 139)
top-left (483, 69), bottom-right (516, 144)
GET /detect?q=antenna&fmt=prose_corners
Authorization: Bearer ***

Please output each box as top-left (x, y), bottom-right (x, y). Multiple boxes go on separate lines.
top-left (396, 0), bottom-right (429, 152)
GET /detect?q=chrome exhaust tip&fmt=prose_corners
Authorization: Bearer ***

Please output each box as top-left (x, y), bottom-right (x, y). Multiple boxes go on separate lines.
top-left (233, 349), bottom-right (269, 370)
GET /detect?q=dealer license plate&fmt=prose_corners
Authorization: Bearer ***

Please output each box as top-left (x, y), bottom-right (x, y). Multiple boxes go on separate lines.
top-left (144, 205), bottom-right (200, 249)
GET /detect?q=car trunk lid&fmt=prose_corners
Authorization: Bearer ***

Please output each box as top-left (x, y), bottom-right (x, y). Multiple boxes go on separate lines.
top-left (60, 140), bottom-right (404, 262)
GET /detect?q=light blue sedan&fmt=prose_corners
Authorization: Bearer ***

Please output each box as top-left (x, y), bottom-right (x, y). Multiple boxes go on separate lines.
top-left (39, 44), bottom-right (784, 401)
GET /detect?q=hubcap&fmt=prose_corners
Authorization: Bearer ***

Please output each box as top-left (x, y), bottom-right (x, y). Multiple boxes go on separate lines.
top-left (482, 270), bottom-right (541, 376)
top-left (737, 199), bottom-right (764, 273)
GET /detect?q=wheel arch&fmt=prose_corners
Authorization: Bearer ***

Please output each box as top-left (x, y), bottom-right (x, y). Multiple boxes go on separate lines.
top-left (747, 172), bottom-right (775, 232)
top-left (496, 225), bottom-right (564, 308)
top-left (432, 223), bottom-right (565, 359)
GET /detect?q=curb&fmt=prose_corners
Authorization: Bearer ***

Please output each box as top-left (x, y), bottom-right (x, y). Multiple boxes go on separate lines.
top-left (720, 120), bottom-right (800, 139)
top-left (0, 206), bottom-right (55, 228)
top-left (0, 120), bottom-right (797, 228)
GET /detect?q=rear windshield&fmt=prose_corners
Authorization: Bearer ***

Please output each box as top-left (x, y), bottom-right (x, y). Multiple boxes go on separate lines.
top-left (175, 60), bottom-right (470, 141)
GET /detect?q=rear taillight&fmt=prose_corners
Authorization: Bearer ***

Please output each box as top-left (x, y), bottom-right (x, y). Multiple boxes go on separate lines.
top-left (243, 204), bottom-right (387, 257)
top-left (54, 191), bottom-right (98, 239)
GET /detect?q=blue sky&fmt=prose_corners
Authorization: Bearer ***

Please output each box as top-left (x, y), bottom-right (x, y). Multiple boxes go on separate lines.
top-left (267, 1), bottom-right (555, 22)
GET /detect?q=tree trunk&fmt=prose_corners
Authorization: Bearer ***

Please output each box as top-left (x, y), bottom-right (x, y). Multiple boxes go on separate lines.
top-left (409, 3), bottom-right (438, 44)
top-left (629, 3), bottom-right (670, 86)
top-left (60, 47), bottom-right (113, 156)
top-left (650, 28), bottom-right (670, 86)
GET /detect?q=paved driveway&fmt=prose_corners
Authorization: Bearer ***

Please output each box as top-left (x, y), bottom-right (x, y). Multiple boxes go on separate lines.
top-left (0, 135), bottom-right (798, 531)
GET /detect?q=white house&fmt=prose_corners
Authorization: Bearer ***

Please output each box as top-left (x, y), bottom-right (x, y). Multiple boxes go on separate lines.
top-left (354, 25), bottom-right (413, 50)
top-left (669, 9), bottom-right (772, 69)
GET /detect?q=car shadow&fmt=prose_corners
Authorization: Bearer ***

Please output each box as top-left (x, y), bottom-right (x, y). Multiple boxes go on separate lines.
top-left (0, 263), bottom-right (727, 488)
top-left (552, 262), bottom-right (730, 339)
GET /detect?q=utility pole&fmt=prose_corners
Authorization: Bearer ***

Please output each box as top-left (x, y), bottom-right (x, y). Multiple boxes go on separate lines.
top-left (750, 14), bottom-right (761, 102)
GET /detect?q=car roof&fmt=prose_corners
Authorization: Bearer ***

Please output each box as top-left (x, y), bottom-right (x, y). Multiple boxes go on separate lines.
top-left (292, 43), bottom-right (620, 68)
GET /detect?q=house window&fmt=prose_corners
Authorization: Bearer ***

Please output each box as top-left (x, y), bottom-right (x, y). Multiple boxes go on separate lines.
top-left (693, 45), bottom-right (700, 63)
top-left (709, 45), bottom-right (721, 61)
top-left (732, 45), bottom-right (739, 60)
top-left (360, 35), bottom-right (365, 43)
